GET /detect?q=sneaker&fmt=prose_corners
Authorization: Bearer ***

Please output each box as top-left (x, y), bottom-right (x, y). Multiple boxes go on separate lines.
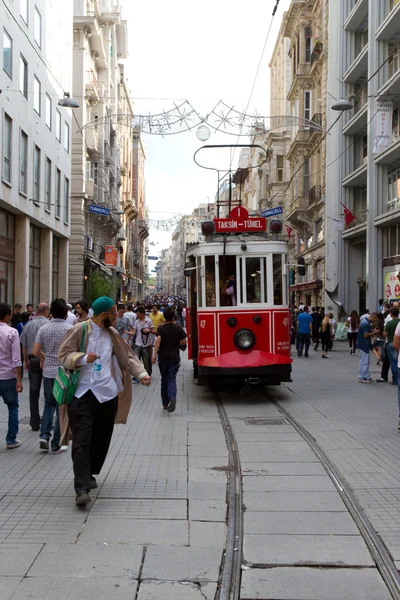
top-left (75, 491), bottom-right (91, 507)
top-left (52, 445), bottom-right (68, 454)
top-left (322, 355), bottom-right (328, 359)
top-left (6, 439), bottom-right (21, 449)
top-left (304, 354), bottom-right (309, 358)
top-left (167, 398), bottom-right (176, 413)
top-left (40, 439), bottom-right (50, 451)
top-left (359, 379), bottom-right (371, 384)
top-left (297, 352), bottom-right (302, 357)
top-left (376, 378), bottom-right (387, 383)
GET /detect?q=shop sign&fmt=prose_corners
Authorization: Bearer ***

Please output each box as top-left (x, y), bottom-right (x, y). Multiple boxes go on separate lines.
top-left (88, 204), bottom-right (110, 216)
top-left (104, 246), bottom-right (118, 266)
top-left (214, 206), bottom-right (266, 233)
top-left (384, 269), bottom-right (400, 299)
top-left (373, 101), bottom-right (393, 153)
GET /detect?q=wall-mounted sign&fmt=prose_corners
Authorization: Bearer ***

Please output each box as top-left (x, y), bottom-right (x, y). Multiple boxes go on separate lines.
top-left (213, 206), bottom-right (266, 233)
top-left (261, 206), bottom-right (283, 218)
top-left (104, 246), bottom-right (118, 266)
top-left (89, 204), bottom-right (110, 216)
top-left (373, 101), bottom-right (393, 154)
top-left (148, 256), bottom-right (159, 260)
top-left (384, 268), bottom-right (400, 300)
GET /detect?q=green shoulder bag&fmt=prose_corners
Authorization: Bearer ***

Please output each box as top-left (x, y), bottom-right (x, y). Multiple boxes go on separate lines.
top-left (53, 323), bottom-right (86, 406)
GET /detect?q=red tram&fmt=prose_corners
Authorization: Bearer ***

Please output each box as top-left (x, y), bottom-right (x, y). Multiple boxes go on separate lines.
top-left (185, 207), bottom-right (292, 387)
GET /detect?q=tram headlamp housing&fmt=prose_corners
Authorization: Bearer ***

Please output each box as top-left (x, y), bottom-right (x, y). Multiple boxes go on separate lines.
top-left (234, 329), bottom-right (256, 351)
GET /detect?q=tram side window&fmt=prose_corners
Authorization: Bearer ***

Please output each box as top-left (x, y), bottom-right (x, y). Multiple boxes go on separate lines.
top-left (245, 258), bottom-right (262, 303)
top-left (273, 254), bottom-right (283, 305)
top-left (205, 255), bottom-right (216, 307)
top-left (219, 256), bottom-right (237, 306)
top-left (197, 256), bottom-right (203, 307)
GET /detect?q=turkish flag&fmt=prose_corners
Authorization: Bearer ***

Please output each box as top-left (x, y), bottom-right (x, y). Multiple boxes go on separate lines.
top-left (341, 204), bottom-right (355, 226)
top-left (286, 225), bottom-right (293, 240)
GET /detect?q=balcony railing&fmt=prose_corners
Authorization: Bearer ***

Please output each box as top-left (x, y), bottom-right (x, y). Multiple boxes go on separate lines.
top-left (347, 202), bottom-right (367, 227)
top-left (309, 185), bottom-right (322, 206)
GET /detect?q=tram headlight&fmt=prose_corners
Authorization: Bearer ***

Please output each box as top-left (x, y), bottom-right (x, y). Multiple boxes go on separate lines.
top-left (234, 329), bottom-right (256, 351)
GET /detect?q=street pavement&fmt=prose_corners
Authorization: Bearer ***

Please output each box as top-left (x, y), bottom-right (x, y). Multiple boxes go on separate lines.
top-left (0, 343), bottom-right (398, 599)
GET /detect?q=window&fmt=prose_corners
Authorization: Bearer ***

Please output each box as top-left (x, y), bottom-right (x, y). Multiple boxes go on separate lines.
top-left (245, 257), bottom-right (262, 303)
top-left (64, 176), bottom-right (70, 223)
top-left (197, 256), bottom-right (203, 307)
top-left (45, 158), bottom-right (51, 211)
top-left (389, 43), bottom-right (400, 79)
top-left (34, 7), bottom-right (41, 48)
top-left (3, 114), bottom-right (12, 183)
top-left (205, 255), bottom-right (216, 307)
top-left (219, 256), bottom-right (237, 306)
top-left (362, 134), bottom-right (368, 160)
top-left (45, 94), bottom-right (51, 129)
top-left (19, 130), bottom-right (28, 194)
top-left (34, 76), bottom-right (41, 114)
top-left (55, 109), bottom-right (61, 141)
top-left (355, 28), bottom-right (368, 56)
top-left (276, 155), bottom-right (284, 182)
top-left (52, 236), bottom-right (59, 297)
top-left (388, 168), bottom-right (400, 212)
top-left (3, 30), bottom-right (12, 78)
top-left (304, 91), bottom-right (311, 123)
top-left (303, 158), bottom-right (310, 194)
top-left (305, 26), bottom-right (312, 62)
top-left (273, 255), bottom-right (283, 305)
top-left (29, 225), bottom-right (41, 309)
top-left (64, 122), bottom-right (70, 152)
top-left (393, 107), bottom-right (400, 141)
top-left (34, 145), bottom-right (41, 203)
top-left (19, 55), bottom-right (28, 98)
top-left (315, 218), bottom-right (323, 243)
top-left (20, 0), bottom-right (28, 24)
top-left (55, 168), bottom-right (61, 218)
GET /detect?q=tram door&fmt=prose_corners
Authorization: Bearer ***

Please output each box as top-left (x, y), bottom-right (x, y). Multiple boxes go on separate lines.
top-left (186, 254), bottom-right (198, 367)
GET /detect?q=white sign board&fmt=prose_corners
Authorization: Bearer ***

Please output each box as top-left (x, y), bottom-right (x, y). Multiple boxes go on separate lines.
top-left (373, 101), bottom-right (393, 154)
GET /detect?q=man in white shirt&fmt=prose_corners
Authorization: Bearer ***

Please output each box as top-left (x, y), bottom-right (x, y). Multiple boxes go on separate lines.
top-left (124, 304), bottom-right (136, 329)
top-left (65, 304), bottom-right (77, 325)
top-left (132, 306), bottom-right (156, 376)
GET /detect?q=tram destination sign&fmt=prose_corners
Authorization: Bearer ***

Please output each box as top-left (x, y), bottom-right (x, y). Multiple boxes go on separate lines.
top-left (260, 206), bottom-right (283, 218)
top-left (213, 206), bottom-right (266, 233)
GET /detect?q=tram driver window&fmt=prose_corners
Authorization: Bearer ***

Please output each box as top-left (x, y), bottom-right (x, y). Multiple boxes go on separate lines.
top-left (273, 254), bottom-right (283, 305)
top-left (219, 256), bottom-right (237, 306)
top-left (205, 256), bottom-right (216, 307)
top-left (245, 258), bottom-right (262, 303)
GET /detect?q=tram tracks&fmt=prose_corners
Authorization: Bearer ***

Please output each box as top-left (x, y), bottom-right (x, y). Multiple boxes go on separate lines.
top-left (270, 395), bottom-right (400, 600)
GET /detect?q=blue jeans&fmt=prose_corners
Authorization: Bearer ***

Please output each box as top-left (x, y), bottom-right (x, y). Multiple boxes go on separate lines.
top-left (40, 377), bottom-right (60, 451)
top-left (159, 362), bottom-right (180, 407)
top-left (397, 368), bottom-right (400, 416)
top-left (0, 378), bottom-right (19, 444)
top-left (359, 350), bottom-right (371, 381)
top-left (297, 333), bottom-right (311, 356)
top-left (387, 343), bottom-right (398, 385)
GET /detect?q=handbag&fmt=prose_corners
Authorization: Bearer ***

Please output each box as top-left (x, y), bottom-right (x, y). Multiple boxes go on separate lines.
top-left (53, 323), bottom-right (86, 406)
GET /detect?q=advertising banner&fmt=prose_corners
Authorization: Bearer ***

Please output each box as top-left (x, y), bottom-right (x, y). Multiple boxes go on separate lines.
top-left (373, 101), bottom-right (393, 153)
top-left (384, 269), bottom-right (400, 300)
top-left (104, 246), bottom-right (118, 266)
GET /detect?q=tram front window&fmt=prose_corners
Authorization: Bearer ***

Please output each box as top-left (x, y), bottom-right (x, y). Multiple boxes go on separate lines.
top-left (219, 256), bottom-right (237, 306)
top-left (273, 254), bottom-right (283, 305)
top-left (245, 258), bottom-right (262, 303)
top-left (205, 256), bottom-right (216, 307)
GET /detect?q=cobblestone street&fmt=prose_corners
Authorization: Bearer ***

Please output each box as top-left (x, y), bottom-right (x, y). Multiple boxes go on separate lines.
top-left (0, 344), bottom-right (399, 598)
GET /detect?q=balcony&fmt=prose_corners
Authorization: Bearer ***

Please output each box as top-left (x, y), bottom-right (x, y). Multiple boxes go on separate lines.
top-left (308, 185), bottom-right (323, 207)
top-left (139, 219), bottom-right (149, 240)
top-left (122, 192), bottom-right (138, 219)
top-left (343, 96), bottom-right (368, 135)
top-left (287, 63), bottom-right (312, 101)
top-left (376, 1), bottom-right (400, 41)
top-left (344, 0), bottom-right (368, 32)
top-left (347, 202), bottom-right (367, 229)
top-left (286, 129), bottom-right (311, 161)
top-left (85, 70), bottom-right (99, 102)
top-left (342, 160), bottom-right (368, 187)
top-left (376, 64), bottom-right (400, 101)
top-left (85, 127), bottom-right (99, 153)
top-left (287, 195), bottom-right (309, 222)
top-left (343, 44), bottom-right (368, 84)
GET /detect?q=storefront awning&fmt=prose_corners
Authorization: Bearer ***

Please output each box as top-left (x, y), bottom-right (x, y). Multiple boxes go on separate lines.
top-left (85, 256), bottom-right (113, 278)
top-left (290, 279), bottom-right (323, 291)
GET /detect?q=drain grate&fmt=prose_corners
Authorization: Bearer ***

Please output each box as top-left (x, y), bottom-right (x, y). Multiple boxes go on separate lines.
top-left (244, 417), bottom-right (287, 426)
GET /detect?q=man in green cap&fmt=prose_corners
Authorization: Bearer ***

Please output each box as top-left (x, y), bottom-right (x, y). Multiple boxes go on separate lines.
top-left (58, 296), bottom-right (151, 507)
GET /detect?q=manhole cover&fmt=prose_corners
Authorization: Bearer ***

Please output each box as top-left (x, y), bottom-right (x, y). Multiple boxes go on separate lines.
top-left (19, 417), bottom-right (30, 424)
top-left (244, 418), bottom-right (287, 426)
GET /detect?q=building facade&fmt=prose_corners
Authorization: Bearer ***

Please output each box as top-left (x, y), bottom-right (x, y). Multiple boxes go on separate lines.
top-left (329, 0), bottom-right (400, 313)
top-left (130, 128), bottom-right (148, 301)
top-left (69, 0), bottom-right (128, 302)
top-left (0, 0), bottom-right (72, 306)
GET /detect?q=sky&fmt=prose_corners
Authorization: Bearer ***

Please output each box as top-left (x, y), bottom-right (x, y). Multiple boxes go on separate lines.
top-left (122, 0), bottom-right (292, 270)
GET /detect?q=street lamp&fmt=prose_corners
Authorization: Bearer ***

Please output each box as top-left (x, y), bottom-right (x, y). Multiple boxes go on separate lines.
top-left (58, 92), bottom-right (79, 108)
top-left (331, 98), bottom-right (353, 111)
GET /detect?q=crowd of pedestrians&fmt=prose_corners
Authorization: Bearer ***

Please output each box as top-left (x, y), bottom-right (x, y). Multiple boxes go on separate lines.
top-left (0, 294), bottom-right (186, 507)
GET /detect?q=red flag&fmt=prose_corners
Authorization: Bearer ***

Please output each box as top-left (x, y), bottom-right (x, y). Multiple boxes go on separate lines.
top-left (340, 203), bottom-right (355, 226)
top-left (286, 225), bottom-right (293, 240)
